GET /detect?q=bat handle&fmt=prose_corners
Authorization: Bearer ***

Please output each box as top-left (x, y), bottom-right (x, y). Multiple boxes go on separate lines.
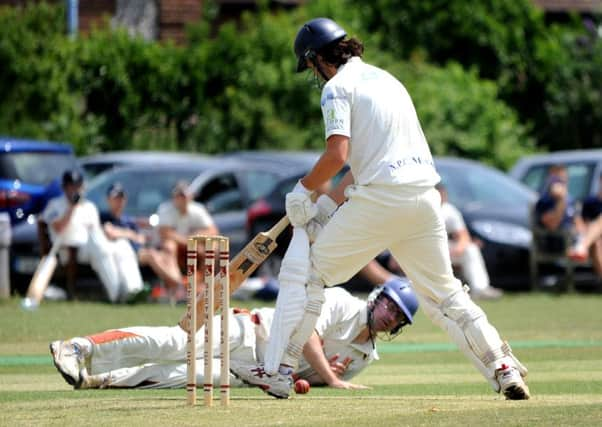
top-left (269, 216), bottom-right (290, 237)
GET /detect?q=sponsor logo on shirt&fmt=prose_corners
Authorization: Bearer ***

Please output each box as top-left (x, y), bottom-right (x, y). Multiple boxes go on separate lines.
top-left (388, 156), bottom-right (434, 171)
top-left (325, 108), bottom-right (345, 131)
top-left (321, 90), bottom-right (346, 106)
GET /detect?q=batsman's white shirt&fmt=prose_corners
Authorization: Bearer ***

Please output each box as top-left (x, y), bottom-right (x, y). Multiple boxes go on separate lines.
top-left (321, 57), bottom-right (439, 187)
top-left (312, 57), bottom-right (462, 305)
top-left (83, 288), bottom-right (376, 388)
top-left (157, 200), bottom-right (214, 235)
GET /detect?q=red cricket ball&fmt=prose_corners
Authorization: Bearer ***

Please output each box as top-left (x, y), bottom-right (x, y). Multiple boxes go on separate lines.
top-left (294, 379), bottom-right (310, 394)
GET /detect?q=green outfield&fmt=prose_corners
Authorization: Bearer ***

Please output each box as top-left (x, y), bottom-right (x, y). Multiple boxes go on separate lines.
top-left (1, 292), bottom-right (602, 426)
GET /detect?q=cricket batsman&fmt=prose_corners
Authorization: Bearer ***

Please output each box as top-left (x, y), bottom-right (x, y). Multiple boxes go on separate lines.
top-left (230, 17), bottom-right (530, 400)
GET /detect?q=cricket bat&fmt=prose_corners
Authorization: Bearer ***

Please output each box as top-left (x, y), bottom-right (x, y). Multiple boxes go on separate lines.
top-left (22, 236), bottom-right (63, 310)
top-left (179, 215), bottom-right (290, 332)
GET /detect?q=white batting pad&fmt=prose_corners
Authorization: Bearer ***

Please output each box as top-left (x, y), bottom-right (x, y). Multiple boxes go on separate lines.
top-left (419, 294), bottom-right (500, 392)
top-left (264, 228), bottom-right (310, 374)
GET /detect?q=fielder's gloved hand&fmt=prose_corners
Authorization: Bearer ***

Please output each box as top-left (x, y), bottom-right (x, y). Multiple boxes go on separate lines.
top-left (306, 194), bottom-right (338, 242)
top-left (286, 180), bottom-right (317, 227)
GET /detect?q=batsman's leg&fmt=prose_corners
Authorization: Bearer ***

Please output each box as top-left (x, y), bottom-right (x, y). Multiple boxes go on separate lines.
top-left (230, 227), bottom-right (310, 398)
top-left (387, 187), bottom-right (529, 400)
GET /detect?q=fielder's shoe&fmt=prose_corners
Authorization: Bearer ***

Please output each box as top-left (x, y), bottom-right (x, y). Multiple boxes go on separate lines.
top-left (496, 364), bottom-right (530, 400)
top-left (49, 340), bottom-right (85, 388)
top-left (230, 361), bottom-right (292, 399)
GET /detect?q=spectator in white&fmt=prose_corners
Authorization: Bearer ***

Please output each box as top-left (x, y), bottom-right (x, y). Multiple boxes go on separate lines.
top-left (41, 170), bottom-right (144, 303)
top-left (157, 181), bottom-right (219, 292)
top-left (436, 183), bottom-right (503, 300)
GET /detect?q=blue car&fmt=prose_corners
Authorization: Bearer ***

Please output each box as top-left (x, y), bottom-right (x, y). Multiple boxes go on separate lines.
top-left (1, 137), bottom-right (78, 226)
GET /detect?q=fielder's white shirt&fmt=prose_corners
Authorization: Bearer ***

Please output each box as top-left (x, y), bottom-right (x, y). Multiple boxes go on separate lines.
top-left (41, 195), bottom-right (100, 246)
top-left (321, 57), bottom-right (440, 187)
top-left (254, 287), bottom-right (377, 381)
top-left (441, 201), bottom-right (466, 234)
top-left (157, 200), bottom-right (214, 235)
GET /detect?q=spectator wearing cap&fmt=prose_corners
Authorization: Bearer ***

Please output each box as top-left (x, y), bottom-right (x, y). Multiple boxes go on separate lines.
top-left (101, 183), bottom-right (184, 294)
top-left (41, 170), bottom-right (144, 303)
top-left (157, 181), bottom-right (218, 286)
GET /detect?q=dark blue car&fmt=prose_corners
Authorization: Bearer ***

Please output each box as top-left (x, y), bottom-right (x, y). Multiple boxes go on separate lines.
top-left (1, 137), bottom-right (78, 226)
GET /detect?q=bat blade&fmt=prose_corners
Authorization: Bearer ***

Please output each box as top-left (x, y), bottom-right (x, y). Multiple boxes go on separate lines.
top-left (179, 216), bottom-right (290, 332)
top-left (22, 254), bottom-right (58, 310)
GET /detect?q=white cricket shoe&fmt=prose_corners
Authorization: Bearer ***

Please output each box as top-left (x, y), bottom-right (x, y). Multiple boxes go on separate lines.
top-left (49, 340), bottom-right (85, 388)
top-left (230, 361), bottom-right (292, 399)
top-left (496, 363), bottom-right (530, 400)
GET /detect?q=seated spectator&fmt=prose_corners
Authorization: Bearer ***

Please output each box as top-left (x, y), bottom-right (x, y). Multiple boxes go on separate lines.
top-left (41, 170), bottom-right (144, 303)
top-left (100, 183), bottom-right (182, 298)
top-left (157, 181), bottom-right (219, 285)
top-left (436, 183), bottom-right (503, 300)
top-left (567, 173), bottom-right (602, 275)
top-left (535, 164), bottom-right (582, 233)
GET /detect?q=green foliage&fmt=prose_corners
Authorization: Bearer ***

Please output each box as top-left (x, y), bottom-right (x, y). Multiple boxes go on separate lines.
top-left (0, 3), bottom-right (82, 144)
top-left (379, 60), bottom-right (534, 169)
top-left (345, 0), bottom-right (602, 151)
top-left (536, 24), bottom-right (602, 150)
top-left (0, 1), bottom-right (556, 166)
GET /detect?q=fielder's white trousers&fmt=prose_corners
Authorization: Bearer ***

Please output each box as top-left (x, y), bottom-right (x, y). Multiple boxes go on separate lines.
top-left (449, 242), bottom-right (490, 292)
top-left (85, 313), bottom-right (257, 388)
top-left (312, 184), bottom-right (462, 303)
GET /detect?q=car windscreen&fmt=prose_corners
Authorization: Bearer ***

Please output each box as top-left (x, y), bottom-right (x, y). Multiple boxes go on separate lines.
top-left (0, 152), bottom-right (77, 185)
top-left (438, 162), bottom-right (534, 208)
top-left (86, 168), bottom-right (200, 217)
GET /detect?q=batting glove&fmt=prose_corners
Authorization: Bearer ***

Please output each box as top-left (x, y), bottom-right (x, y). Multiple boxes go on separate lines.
top-left (286, 180), bottom-right (316, 227)
top-left (306, 194), bottom-right (338, 242)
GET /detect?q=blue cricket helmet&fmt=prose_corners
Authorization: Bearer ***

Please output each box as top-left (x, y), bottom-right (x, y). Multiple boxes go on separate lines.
top-left (381, 277), bottom-right (419, 328)
top-left (294, 17), bottom-right (347, 72)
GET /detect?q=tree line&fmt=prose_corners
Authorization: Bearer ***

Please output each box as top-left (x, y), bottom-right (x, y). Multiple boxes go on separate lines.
top-left (0, 1), bottom-right (600, 170)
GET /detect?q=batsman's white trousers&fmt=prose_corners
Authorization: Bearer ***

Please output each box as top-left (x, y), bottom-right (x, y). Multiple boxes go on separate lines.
top-left (312, 184), bottom-right (462, 304)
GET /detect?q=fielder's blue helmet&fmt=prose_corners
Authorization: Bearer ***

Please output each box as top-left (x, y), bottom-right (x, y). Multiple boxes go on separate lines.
top-left (380, 277), bottom-right (419, 332)
top-left (294, 17), bottom-right (347, 72)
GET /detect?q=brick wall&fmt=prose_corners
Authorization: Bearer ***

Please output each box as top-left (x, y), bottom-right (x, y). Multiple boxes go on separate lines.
top-left (159, 0), bottom-right (201, 44)
top-left (79, 0), bottom-right (115, 34)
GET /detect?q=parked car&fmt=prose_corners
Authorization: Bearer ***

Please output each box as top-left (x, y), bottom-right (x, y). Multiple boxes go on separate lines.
top-left (3, 137), bottom-right (79, 293)
top-left (78, 150), bottom-right (213, 180)
top-left (1, 137), bottom-right (78, 226)
top-left (247, 157), bottom-right (536, 291)
top-left (509, 149), bottom-right (602, 202)
top-left (436, 157), bottom-right (536, 291)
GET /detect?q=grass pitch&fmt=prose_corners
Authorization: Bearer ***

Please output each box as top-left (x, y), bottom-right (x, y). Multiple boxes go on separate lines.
top-left (1, 292), bottom-right (602, 426)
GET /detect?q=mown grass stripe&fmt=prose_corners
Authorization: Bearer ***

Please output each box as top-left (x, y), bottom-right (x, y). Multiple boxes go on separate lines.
top-left (378, 339), bottom-right (602, 353)
top-left (1, 340), bottom-right (601, 365)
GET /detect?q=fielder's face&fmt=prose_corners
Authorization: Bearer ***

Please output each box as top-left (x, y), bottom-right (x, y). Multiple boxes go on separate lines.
top-left (372, 295), bottom-right (408, 333)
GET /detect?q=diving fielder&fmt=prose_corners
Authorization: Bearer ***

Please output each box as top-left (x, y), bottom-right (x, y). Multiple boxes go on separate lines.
top-left (49, 279), bottom-right (418, 390)
top-left (231, 17), bottom-right (530, 400)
